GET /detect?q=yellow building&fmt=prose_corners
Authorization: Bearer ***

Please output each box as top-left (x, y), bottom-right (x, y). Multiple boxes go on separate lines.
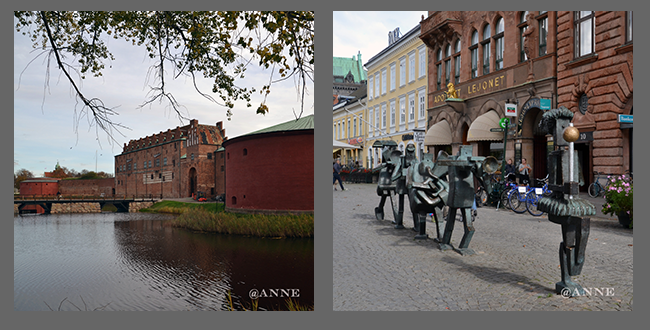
top-left (365, 24), bottom-right (428, 168)
top-left (333, 91), bottom-right (366, 167)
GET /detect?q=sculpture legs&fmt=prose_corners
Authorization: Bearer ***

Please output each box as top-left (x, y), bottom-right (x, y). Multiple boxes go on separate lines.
top-left (390, 191), bottom-right (405, 229)
top-left (432, 206), bottom-right (445, 243)
top-left (375, 195), bottom-right (387, 220)
top-left (556, 217), bottom-right (590, 296)
top-left (413, 212), bottom-right (428, 240)
top-left (457, 208), bottom-right (476, 256)
top-left (439, 207), bottom-right (475, 255)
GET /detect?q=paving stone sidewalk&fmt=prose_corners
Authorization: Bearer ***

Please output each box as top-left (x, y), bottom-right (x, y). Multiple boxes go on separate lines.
top-left (333, 183), bottom-right (633, 311)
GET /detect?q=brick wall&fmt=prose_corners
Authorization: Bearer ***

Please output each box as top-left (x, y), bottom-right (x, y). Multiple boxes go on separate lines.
top-left (59, 178), bottom-right (115, 196)
top-left (556, 11), bottom-right (633, 176)
top-left (225, 130), bottom-right (314, 212)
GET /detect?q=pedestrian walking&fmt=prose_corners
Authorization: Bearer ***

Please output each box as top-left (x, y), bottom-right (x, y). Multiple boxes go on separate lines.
top-left (333, 159), bottom-right (345, 191)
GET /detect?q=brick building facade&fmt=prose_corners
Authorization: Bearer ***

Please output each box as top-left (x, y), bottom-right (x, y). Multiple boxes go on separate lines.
top-left (115, 119), bottom-right (227, 199)
top-left (223, 115), bottom-right (314, 214)
top-left (420, 11), bottom-right (558, 181)
top-left (556, 11), bottom-right (633, 178)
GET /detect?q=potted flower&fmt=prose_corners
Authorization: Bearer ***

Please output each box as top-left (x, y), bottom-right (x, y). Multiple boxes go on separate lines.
top-left (601, 174), bottom-right (633, 228)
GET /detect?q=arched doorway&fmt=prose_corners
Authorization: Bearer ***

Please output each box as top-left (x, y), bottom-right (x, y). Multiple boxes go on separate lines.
top-left (188, 167), bottom-right (197, 197)
top-left (520, 107), bottom-right (547, 182)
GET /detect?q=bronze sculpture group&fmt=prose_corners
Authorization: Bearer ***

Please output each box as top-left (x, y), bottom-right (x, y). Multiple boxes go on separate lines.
top-left (374, 143), bottom-right (496, 256)
top-left (371, 107), bottom-right (594, 296)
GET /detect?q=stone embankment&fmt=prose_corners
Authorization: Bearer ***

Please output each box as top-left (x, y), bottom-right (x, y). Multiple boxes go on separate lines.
top-left (51, 202), bottom-right (101, 214)
top-left (129, 202), bottom-right (154, 212)
top-left (14, 201), bottom-right (155, 214)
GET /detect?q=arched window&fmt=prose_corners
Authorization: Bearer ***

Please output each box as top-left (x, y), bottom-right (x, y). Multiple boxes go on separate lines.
top-left (518, 11), bottom-right (529, 62)
top-left (436, 48), bottom-right (443, 90)
top-left (444, 44), bottom-right (451, 86)
top-left (454, 39), bottom-right (461, 84)
top-left (243, 148), bottom-right (248, 156)
top-left (495, 17), bottom-right (505, 70)
top-left (482, 24), bottom-right (491, 75)
top-left (538, 11), bottom-right (548, 56)
top-left (470, 30), bottom-right (478, 78)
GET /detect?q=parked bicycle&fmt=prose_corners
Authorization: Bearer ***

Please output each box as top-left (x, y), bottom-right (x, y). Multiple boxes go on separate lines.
top-left (588, 171), bottom-right (612, 198)
top-left (508, 175), bottom-right (550, 214)
top-left (525, 176), bottom-right (551, 216)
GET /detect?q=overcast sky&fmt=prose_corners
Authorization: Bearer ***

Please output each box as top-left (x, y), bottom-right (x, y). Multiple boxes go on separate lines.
top-left (333, 11), bottom-right (427, 65)
top-left (14, 18), bottom-right (314, 177)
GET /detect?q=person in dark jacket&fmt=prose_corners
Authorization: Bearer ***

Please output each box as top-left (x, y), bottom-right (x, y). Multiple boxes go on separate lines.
top-left (333, 159), bottom-right (345, 191)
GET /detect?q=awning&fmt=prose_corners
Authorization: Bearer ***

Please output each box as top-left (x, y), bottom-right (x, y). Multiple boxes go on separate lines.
top-left (467, 110), bottom-right (503, 142)
top-left (333, 139), bottom-right (361, 149)
top-left (424, 120), bottom-right (452, 146)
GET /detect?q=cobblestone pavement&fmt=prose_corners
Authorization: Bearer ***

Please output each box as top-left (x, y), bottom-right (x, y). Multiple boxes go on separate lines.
top-left (333, 183), bottom-right (633, 311)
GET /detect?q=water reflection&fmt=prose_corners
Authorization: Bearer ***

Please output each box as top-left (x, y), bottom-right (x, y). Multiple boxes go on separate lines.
top-left (14, 213), bottom-right (313, 311)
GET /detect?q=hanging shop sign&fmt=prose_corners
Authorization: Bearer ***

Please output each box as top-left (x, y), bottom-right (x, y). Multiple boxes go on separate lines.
top-left (505, 103), bottom-right (517, 117)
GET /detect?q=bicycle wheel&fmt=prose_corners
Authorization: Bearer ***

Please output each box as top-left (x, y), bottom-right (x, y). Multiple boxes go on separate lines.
top-left (476, 188), bottom-right (488, 206)
top-left (500, 188), bottom-right (512, 210)
top-left (588, 183), bottom-right (599, 198)
top-left (509, 190), bottom-right (527, 214)
top-left (526, 190), bottom-right (544, 216)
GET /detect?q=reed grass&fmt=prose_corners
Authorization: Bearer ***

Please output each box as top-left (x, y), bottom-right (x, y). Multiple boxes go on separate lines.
top-left (171, 208), bottom-right (313, 238)
top-left (139, 200), bottom-right (224, 214)
top-left (226, 291), bottom-right (312, 311)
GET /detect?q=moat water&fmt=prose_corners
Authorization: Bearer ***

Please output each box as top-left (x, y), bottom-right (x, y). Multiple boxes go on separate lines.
top-left (14, 212), bottom-right (313, 311)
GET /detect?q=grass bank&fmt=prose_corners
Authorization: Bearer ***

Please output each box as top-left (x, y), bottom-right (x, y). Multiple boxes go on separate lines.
top-left (139, 200), bottom-right (224, 214)
top-left (141, 201), bottom-right (313, 238)
top-left (172, 208), bottom-right (313, 238)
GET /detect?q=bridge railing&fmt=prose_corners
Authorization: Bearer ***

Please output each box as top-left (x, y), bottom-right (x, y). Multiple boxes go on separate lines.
top-left (15, 194), bottom-right (160, 202)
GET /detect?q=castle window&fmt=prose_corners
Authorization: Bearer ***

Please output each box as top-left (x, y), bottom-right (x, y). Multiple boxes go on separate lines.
top-left (243, 148), bottom-right (248, 156)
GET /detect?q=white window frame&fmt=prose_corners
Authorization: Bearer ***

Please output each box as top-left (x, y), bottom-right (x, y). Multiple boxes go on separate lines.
top-left (418, 88), bottom-right (426, 120)
top-left (381, 104), bottom-right (387, 129)
top-left (408, 92), bottom-right (415, 123)
top-left (376, 105), bottom-right (381, 132)
top-left (398, 96), bottom-right (405, 132)
top-left (381, 68), bottom-right (387, 95)
top-left (408, 50), bottom-right (416, 83)
top-left (399, 57), bottom-right (406, 87)
top-left (391, 101), bottom-right (396, 128)
top-left (347, 118), bottom-right (351, 139)
top-left (390, 63), bottom-right (396, 91)
top-left (359, 115), bottom-right (363, 136)
top-left (418, 45), bottom-right (426, 78)
top-left (353, 117), bottom-right (357, 137)
top-left (369, 108), bottom-right (374, 137)
top-left (368, 76), bottom-right (374, 100)
top-left (400, 98), bottom-right (405, 123)
top-left (374, 72), bottom-right (380, 97)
